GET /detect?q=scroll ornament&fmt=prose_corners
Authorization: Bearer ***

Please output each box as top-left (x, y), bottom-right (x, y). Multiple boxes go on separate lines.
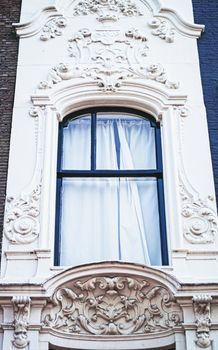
top-left (148, 17), bottom-right (175, 43)
top-left (42, 276), bottom-right (182, 336)
top-left (193, 295), bottom-right (212, 348)
top-left (38, 26), bottom-right (179, 92)
top-left (40, 16), bottom-right (67, 41)
top-left (12, 296), bottom-right (31, 349)
top-left (180, 183), bottom-right (217, 244)
top-left (4, 185), bottom-right (41, 244)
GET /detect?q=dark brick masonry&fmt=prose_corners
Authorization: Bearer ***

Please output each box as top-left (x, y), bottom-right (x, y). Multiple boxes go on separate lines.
top-left (192, 0), bottom-right (218, 204)
top-left (0, 1), bottom-right (22, 249)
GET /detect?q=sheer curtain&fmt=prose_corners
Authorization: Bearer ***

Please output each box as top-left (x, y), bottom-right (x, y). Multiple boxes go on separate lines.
top-left (60, 114), bottom-right (162, 266)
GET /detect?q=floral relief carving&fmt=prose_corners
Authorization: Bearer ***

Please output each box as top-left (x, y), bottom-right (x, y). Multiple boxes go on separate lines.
top-left (12, 296), bottom-right (31, 349)
top-left (148, 17), bottom-right (175, 43)
top-left (40, 16), bottom-right (67, 41)
top-left (38, 27), bottom-right (179, 92)
top-left (42, 276), bottom-right (182, 336)
top-left (146, 64), bottom-right (179, 89)
top-left (73, 0), bottom-right (143, 22)
top-left (180, 181), bottom-right (217, 244)
top-left (4, 184), bottom-right (41, 244)
top-left (193, 295), bottom-right (212, 348)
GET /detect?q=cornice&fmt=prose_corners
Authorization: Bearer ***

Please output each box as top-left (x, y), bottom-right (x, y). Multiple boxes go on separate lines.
top-left (13, 6), bottom-right (63, 38)
top-left (154, 7), bottom-right (205, 38)
top-left (31, 79), bottom-right (187, 121)
top-left (13, 1), bottom-right (204, 39)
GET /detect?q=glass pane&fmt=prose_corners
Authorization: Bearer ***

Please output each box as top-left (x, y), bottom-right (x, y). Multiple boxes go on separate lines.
top-left (62, 115), bottom-right (91, 170)
top-left (96, 113), bottom-right (157, 170)
top-left (59, 177), bottom-right (162, 267)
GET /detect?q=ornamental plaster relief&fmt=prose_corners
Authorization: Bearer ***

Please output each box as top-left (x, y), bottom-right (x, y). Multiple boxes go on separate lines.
top-left (193, 295), bottom-right (212, 348)
top-left (12, 296), bottom-right (31, 349)
top-left (4, 185), bottom-right (41, 245)
top-left (3, 107), bottom-right (45, 245)
top-left (148, 17), bottom-right (175, 43)
top-left (42, 275), bottom-right (183, 337)
top-left (179, 176), bottom-right (217, 244)
top-left (72, 0), bottom-right (143, 22)
top-left (40, 15), bottom-right (67, 41)
top-left (37, 24), bottom-right (179, 92)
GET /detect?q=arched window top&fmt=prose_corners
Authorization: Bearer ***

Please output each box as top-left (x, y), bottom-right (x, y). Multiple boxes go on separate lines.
top-left (60, 107), bottom-right (160, 172)
top-left (55, 108), bottom-right (168, 268)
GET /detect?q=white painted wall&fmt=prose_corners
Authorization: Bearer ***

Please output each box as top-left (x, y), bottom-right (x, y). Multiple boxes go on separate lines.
top-left (1, 1), bottom-right (218, 349)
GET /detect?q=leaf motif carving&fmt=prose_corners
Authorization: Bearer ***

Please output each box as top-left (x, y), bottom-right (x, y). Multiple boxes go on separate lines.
top-left (42, 276), bottom-right (183, 336)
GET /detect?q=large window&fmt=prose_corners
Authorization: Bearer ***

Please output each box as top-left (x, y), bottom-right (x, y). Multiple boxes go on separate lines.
top-left (55, 108), bottom-right (168, 266)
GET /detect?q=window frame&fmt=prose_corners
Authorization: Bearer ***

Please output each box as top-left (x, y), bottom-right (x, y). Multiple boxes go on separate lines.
top-left (54, 107), bottom-right (168, 266)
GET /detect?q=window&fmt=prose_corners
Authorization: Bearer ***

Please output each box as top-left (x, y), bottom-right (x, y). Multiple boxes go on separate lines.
top-left (55, 108), bottom-right (168, 266)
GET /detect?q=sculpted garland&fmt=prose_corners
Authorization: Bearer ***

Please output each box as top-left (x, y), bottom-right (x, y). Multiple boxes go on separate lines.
top-left (42, 276), bottom-right (183, 336)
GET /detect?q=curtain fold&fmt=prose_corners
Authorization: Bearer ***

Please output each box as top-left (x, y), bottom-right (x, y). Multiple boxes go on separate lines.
top-left (60, 114), bottom-right (161, 266)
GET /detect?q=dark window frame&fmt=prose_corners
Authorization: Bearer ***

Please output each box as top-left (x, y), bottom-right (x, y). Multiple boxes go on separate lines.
top-left (54, 107), bottom-right (168, 266)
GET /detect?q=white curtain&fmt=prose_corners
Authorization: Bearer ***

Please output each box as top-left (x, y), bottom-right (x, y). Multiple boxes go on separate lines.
top-left (60, 115), bottom-right (162, 266)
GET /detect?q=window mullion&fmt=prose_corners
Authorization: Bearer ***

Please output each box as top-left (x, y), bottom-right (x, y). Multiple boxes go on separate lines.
top-left (91, 112), bottom-right (97, 171)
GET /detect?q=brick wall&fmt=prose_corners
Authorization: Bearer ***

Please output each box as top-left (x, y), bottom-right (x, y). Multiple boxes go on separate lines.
top-left (192, 0), bottom-right (218, 204)
top-left (0, 1), bottom-right (22, 248)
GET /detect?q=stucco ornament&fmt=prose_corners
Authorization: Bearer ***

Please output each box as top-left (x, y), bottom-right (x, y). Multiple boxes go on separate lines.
top-left (73, 0), bottom-right (143, 22)
top-left (40, 16), bottom-right (67, 41)
top-left (148, 17), bottom-right (175, 43)
top-left (146, 64), bottom-right (179, 89)
top-left (180, 182), bottom-right (217, 244)
top-left (193, 295), bottom-right (212, 348)
top-left (38, 27), bottom-right (178, 92)
top-left (4, 185), bottom-right (41, 244)
top-left (12, 296), bottom-right (31, 349)
top-left (42, 276), bottom-right (182, 336)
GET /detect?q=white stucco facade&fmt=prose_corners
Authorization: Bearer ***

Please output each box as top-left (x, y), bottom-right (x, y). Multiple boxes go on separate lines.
top-left (1, 0), bottom-right (218, 349)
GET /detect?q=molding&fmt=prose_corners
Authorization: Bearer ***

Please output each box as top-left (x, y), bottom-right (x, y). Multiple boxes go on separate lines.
top-left (193, 295), bottom-right (212, 348)
top-left (13, 1), bottom-right (204, 39)
top-left (153, 8), bottom-right (204, 39)
top-left (31, 80), bottom-right (187, 121)
top-left (12, 296), bottom-right (31, 349)
top-left (13, 6), bottom-right (63, 38)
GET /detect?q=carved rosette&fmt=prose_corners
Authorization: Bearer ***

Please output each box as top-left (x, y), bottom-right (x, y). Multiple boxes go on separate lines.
top-left (193, 295), bottom-right (212, 348)
top-left (40, 16), bottom-right (67, 41)
top-left (4, 185), bottom-right (41, 244)
top-left (180, 183), bottom-right (217, 244)
top-left (42, 276), bottom-right (182, 337)
top-left (148, 17), bottom-right (175, 43)
top-left (12, 296), bottom-right (31, 349)
top-left (73, 0), bottom-right (143, 22)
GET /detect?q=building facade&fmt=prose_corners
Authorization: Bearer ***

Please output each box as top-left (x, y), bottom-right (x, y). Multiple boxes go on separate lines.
top-left (0, 0), bottom-right (218, 349)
